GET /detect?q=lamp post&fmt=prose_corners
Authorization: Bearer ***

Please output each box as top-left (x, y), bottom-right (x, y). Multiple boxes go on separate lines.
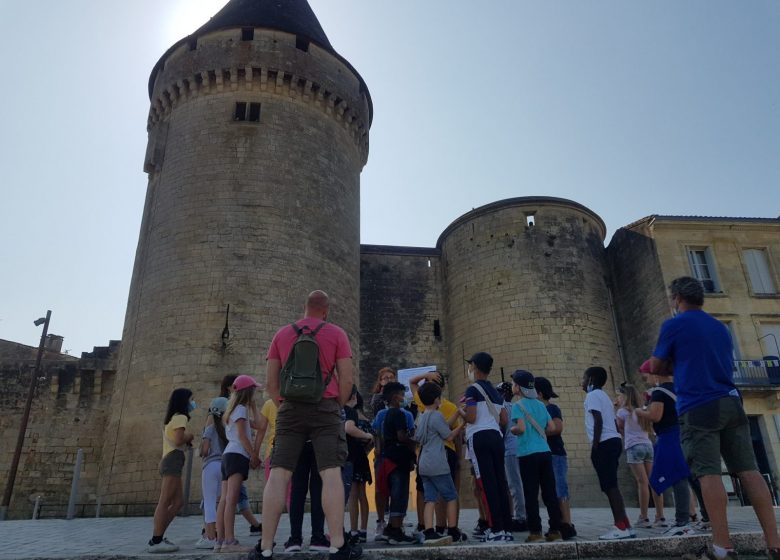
top-left (0, 310), bottom-right (51, 521)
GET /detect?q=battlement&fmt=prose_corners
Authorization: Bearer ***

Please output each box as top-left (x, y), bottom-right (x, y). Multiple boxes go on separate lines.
top-left (147, 29), bottom-right (370, 159)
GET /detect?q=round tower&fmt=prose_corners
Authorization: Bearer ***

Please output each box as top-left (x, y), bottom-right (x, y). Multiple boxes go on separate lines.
top-left (438, 197), bottom-right (625, 506)
top-left (99, 0), bottom-right (371, 507)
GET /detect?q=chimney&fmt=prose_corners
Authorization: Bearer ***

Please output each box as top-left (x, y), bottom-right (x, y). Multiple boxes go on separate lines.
top-left (45, 334), bottom-right (64, 353)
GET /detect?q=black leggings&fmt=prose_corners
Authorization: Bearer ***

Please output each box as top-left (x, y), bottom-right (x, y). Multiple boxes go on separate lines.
top-left (472, 430), bottom-right (512, 532)
top-left (289, 442), bottom-right (325, 540)
top-left (518, 451), bottom-right (562, 533)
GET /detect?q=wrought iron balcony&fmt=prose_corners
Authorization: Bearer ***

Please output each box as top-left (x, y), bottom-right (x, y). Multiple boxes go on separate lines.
top-left (733, 359), bottom-right (780, 387)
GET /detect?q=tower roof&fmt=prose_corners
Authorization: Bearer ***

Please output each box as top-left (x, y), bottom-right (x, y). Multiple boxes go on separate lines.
top-left (194, 0), bottom-right (333, 50)
top-left (148, 0), bottom-right (372, 123)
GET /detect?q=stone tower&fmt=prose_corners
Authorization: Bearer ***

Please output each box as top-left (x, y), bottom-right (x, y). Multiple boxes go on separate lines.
top-left (99, 0), bottom-right (371, 507)
top-left (438, 197), bottom-right (627, 503)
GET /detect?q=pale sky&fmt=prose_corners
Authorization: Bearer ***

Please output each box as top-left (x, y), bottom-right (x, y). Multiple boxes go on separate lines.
top-left (1, 1), bottom-right (778, 354)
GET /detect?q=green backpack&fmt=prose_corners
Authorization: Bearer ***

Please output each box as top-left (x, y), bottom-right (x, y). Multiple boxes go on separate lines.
top-left (279, 322), bottom-right (333, 403)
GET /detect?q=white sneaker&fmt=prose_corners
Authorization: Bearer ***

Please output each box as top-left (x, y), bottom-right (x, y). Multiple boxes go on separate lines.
top-left (652, 517), bottom-right (669, 528)
top-left (478, 529), bottom-right (507, 543)
top-left (147, 538), bottom-right (179, 553)
top-left (195, 536), bottom-right (217, 549)
top-left (598, 526), bottom-right (635, 540)
top-left (635, 517), bottom-right (653, 528)
top-left (663, 523), bottom-right (696, 537)
top-left (375, 520), bottom-right (388, 542)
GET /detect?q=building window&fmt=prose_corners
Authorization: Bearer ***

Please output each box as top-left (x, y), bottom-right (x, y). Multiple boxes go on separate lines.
top-left (525, 212), bottom-right (536, 227)
top-left (721, 321), bottom-right (741, 360)
top-left (234, 102), bottom-right (261, 123)
top-left (242, 28), bottom-right (254, 41)
top-left (743, 249), bottom-right (776, 295)
top-left (296, 36), bottom-right (310, 52)
top-left (687, 247), bottom-right (720, 293)
top-left (759, 323), bottom-right (780, 358)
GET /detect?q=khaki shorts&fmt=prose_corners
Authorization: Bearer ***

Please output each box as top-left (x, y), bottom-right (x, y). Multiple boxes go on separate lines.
top-left (159, 449), bottom-right (185, 477)
top-left (270, 398), bottom-right (347, 472)
top-left (680, 396), bottom-right (757, 478)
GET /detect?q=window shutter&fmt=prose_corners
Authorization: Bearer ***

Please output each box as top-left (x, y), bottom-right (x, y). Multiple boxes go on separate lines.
top-left (744, 249), bottom-right (775, 294)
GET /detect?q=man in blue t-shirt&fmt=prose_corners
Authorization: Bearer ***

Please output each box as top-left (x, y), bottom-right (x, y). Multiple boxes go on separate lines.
top-left (650, 277), bottom-right (780, 560)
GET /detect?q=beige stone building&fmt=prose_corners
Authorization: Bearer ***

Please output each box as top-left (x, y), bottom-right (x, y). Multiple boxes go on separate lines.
top-left (608, 215), bottom-right (780, 501)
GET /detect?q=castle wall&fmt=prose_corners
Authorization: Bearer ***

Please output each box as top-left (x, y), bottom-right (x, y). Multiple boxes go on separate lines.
top-left (438, 198), bottom-right (633, 506)
top-left (100, 27), bottom-right (370, 506)
top-left (605, 226), bottom-right (669, 378)
top-left (0, 351), bottom-right (115, 519)
top-left (359, 246), bottom-right (446, 392)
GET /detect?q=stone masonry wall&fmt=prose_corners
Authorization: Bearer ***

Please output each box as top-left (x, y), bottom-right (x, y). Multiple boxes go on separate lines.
top-left (100, 27), bottom-right (369, 508)
top-left (606, 226), bottom-right (669, 379)
top-left (439, 198), bottom-right (633, 507)
top-left (359, 246), bottom-right (446, 393)
top-left (0, 363), bottom-right (115, 519)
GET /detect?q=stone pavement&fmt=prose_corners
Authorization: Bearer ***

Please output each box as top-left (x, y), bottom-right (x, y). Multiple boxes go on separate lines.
top-left (0, 506), bottom-right (777, 560)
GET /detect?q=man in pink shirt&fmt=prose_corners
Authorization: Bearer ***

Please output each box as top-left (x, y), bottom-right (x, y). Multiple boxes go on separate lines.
top-left (253, 291), bottom-right (359, 560)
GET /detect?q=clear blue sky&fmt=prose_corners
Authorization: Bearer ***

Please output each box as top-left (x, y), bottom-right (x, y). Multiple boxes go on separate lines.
top-left (1, 1), bottom-right (778, 354)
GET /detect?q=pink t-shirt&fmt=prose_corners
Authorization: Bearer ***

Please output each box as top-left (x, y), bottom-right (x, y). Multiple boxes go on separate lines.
top-left (267, 318), bottom-right (352, 400)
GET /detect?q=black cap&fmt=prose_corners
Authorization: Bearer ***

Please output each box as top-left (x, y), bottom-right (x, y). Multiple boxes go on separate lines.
top-left (534, 376), bottom-right (559, 399)
top-left (466, 352), bottom-right (493, 373)
top-left (511, 369), bottom-right (538, 398)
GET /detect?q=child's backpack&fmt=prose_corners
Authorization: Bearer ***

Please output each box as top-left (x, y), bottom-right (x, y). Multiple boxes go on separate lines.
top-left (280, 322), bottom-right (332, 403)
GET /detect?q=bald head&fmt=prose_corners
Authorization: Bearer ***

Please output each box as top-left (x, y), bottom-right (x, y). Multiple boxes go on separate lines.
top-left (304, 290), bottom-right (330, 319)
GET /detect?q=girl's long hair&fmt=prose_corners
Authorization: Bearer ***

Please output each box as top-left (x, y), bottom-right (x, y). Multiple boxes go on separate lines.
top-left (164, 388), bottom-right (192, 425)
top-left (212, 411), bottom-right (228, 449)
top-left (371, 367), bottom-right (396, 394)
top-left (220, 375), bottom-right (237, 398)
top-left (226, 386), bottom-right (255, 425)
top-left (621, 383), bottom-right (653, 433)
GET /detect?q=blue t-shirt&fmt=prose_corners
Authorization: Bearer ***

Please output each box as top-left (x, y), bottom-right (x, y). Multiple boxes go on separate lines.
top-left (653, 309), bottom-right (738, 415)
top-left (510, 398), bottom-right (552, 457)
top-left (372, 407), bottom-right (415, 434)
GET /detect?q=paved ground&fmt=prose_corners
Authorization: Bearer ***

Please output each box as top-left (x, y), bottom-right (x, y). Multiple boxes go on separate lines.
top-left (0, 506), bottom-right (777, 560)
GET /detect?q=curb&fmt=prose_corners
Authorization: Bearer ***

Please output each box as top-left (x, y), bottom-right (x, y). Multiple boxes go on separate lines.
top-left (8, 531), bottom-right (769, 560)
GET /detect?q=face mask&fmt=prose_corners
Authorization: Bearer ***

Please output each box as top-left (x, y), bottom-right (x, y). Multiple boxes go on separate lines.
top-left (586, 384), bottom-right (595, 393)
top-left (467, 368), bottom-right (475, 382)
top-left (189, 400), bottom-right (197, 411)
top-left (401, 397), bottom-right (412, 408)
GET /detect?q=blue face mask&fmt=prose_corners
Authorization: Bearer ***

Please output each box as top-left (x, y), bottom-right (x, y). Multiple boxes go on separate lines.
top-left (401, 397), bottom-right (412, 408)
top-left (189, 400), bottom-right (197, 411)
top-left (586, 384), bottom-right (595, 393)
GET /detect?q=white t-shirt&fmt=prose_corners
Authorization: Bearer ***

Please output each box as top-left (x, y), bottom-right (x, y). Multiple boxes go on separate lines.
top-left (225, 404), bottom-right (252, 458)
top-left (616, 407), bottom-right (652, 450)
top-left (584, 389), bottom-right (621, 443)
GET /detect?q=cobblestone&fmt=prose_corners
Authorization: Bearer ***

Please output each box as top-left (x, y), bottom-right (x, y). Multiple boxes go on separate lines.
top-left (0, 506), bottom-right (777, 559)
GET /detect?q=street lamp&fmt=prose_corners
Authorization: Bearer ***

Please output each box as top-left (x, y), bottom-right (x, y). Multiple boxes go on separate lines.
top-left (0, 310), bottom-right (51, 521)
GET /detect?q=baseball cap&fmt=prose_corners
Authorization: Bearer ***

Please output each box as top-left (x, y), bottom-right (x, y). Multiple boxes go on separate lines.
top-left (232, 374), bottom-right (262, 391)
top-left (511, 369), bottom-right (538, 399)
top-left (466, 352), bottom-right (493, 373)
top-left (534, 376), bottom-right (558, 399)
top-left (209, 397), bottom-right (228, 416)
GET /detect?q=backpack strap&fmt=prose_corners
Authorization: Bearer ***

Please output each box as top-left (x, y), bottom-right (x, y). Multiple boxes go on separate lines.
top-left (517, 400), bottom-right (547, 440)
top-left (650, 386), bottom-right (677, 402)
top-left (470, 382), bottom-right (501, 425)
top-left (291, 321), bottom-right (327, 336)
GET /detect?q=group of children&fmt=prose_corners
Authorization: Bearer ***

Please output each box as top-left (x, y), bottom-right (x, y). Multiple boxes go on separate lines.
top-left (147, 356), bottom-right (711, 553)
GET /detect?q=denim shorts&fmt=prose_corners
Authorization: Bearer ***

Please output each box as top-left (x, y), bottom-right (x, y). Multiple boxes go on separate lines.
top-left (237, 483), bottom-right (249, 511)
top-left (422, 473), bottom-right (458, 503)
top-left (626, 442), bottom-right (654, 464)
top-left (551, 454), bottom-right (569, 500)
